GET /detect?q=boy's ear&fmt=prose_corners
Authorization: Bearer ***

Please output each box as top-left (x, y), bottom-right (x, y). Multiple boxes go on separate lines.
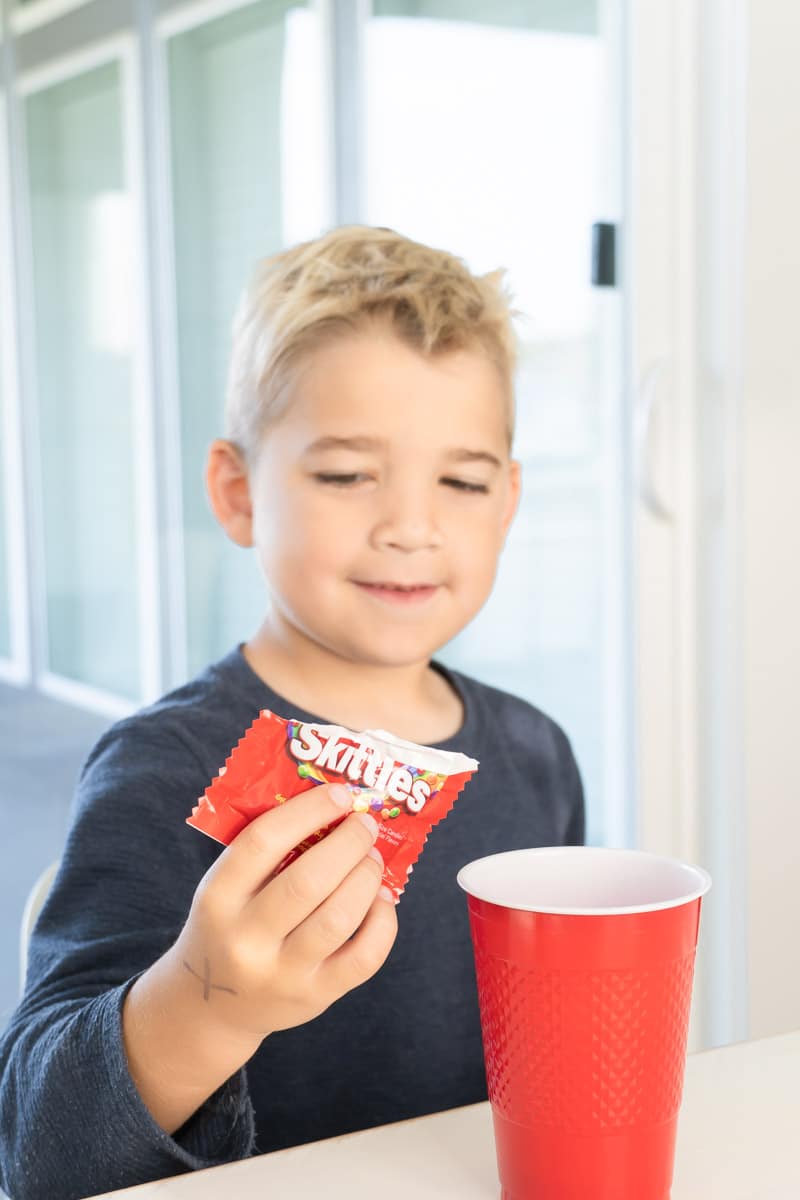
top-left (501, 459), bottom-right (522, 538)
top-left (205, 439), bottom-right (254, 548)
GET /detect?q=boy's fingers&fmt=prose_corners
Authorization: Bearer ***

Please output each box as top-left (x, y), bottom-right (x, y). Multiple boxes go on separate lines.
top-left (249, 810), bottom-right (380, 941)
top-left (318, 894), bottom-right (399, 996)
top-left (200, 784), bottom-right (354, 908)
top-left (281, 851), bottom-right (384, 965)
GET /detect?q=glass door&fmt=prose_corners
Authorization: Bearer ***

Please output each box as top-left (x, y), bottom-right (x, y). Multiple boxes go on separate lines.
top-left (21, 44), bottom-right (156, 709)
top-left (161, 0), bottom-right (331, 679)
top-left (363, 0), bottom-right (629, 847)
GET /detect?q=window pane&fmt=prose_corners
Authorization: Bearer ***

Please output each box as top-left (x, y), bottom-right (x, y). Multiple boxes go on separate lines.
top-left (365, 0), bottom-right (626, 846)
top-left (0, 102), bottom-right (13, 665)
top-left (26, 61), bottom-right (142, 699)
top-left (372, 0), bottom-right (597, 35)
top-left (167, 0), bottom-right (324, 677)
top-left (0, 348), bottom-right (11, 662)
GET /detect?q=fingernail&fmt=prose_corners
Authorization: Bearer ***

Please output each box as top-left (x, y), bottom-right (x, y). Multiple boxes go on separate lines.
top-left (368, 846), bottom-right (383, 866)
top-left (379, 885), bottom-right (398, 905)
top-left (355, 811), bottom-right (379, 837)
top-left (330, 784), bottom-right (352, 809)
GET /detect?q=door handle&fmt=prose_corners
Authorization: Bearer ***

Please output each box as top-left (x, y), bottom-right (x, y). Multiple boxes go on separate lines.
top-left (635, 358), bottom-right (674, 522)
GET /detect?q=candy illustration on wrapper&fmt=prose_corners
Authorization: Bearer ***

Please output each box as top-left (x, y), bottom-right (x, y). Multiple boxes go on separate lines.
top-left (297, 762), bottom-right (327, 785)
top-left (186, 710), bottom-right (479, 901)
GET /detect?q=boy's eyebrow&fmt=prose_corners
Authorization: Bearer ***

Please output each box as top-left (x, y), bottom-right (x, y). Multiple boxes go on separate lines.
top-left (447, 448), bottom-right (503, 469)
top-left (303, 435), bottom-right (503, 468)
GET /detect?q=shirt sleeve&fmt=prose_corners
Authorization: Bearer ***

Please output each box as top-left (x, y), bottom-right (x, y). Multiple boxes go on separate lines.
top-left (552, 724), bottom-right (586, 847)
top-left (0, 716), bottom-right (256, 1200)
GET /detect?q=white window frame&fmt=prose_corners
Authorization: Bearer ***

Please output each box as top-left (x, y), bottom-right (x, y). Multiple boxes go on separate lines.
top-left (156, 0), bottom-right (274, 39)
top-left (9, 0), bottom-right (94, 36)
top-left (0, 91), bottom-right (31, 685)
top-left (17, 34), bottom-right (162, 718)
top-left (597, 0), bottom-right (634, 851)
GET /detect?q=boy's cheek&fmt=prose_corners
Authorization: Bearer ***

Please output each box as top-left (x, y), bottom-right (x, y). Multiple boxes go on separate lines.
top-left (451, 510), bottom-right (506, 555)
top-left (278, 526), bottom-right (360, 579)
top-left (460, 532), bottom-right (508, 596)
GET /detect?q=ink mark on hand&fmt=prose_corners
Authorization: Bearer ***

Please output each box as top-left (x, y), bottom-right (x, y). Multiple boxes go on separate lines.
top-left (183, 957), bottom-right (238, 1002)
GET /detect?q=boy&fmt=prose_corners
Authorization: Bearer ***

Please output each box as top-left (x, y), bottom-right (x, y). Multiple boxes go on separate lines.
top-left (0, 226), bottom-right (584, 1200)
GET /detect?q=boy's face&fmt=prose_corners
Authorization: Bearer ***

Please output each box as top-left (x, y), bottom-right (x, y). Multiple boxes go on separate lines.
top-left (213, 327), bottom-right (521, 669)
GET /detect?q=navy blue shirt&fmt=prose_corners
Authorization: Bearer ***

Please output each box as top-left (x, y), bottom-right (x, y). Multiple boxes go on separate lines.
top-left (0, 647), bottom-right (584, 1200)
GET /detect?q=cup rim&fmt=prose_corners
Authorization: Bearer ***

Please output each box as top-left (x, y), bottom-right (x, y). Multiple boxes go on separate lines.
top-left (456, 846), bottom-right (712, 915)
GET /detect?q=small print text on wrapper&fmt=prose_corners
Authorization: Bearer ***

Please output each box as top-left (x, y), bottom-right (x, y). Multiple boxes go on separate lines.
top-left (186, 709), bottom-right (479, 901)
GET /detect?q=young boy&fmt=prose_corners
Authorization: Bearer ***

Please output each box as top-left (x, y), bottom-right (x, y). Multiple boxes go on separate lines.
top-left (0, 226), bottom-right (584, 1200)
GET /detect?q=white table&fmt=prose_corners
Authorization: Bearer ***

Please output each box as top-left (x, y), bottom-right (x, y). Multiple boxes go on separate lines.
top-left (92, 1030), bottom-right (800, 1199)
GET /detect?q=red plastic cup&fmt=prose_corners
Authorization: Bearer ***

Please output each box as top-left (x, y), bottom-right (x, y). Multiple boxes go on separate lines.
top-left (457, 847), bottom-right (712, 1200)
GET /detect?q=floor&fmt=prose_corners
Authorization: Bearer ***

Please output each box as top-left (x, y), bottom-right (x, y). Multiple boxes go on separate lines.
top-left (0, 682), bottom-right (108, 1029)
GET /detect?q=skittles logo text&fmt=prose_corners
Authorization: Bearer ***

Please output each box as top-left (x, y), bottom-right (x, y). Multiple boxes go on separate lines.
top-left (288, 724), bottom-right (431, 813)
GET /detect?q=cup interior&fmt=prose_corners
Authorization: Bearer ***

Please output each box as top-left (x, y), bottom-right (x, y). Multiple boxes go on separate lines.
top-left (457, 847), bottom-right (712, 915)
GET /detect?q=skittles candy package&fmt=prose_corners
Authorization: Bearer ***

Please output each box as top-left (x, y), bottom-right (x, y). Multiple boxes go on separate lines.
top-left (186, 709), bottom-right (479, 901)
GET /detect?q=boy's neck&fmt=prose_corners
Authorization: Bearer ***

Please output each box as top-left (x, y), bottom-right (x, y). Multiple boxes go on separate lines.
top-left (241, 615), bottom-right (464, 745)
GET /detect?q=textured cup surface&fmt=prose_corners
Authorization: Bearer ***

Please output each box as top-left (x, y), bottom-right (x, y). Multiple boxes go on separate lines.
top-left (458, 847), bottom-right (711, 1200)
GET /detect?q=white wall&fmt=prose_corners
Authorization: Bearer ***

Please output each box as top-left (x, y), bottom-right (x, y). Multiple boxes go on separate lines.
top-left (632, 0), bottom-right (800, 1049)
top-left (741, 0), bottom-right (800, 1039)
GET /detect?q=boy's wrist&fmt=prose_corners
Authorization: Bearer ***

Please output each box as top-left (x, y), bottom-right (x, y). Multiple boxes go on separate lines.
top-left (122, 948), bottom-right (261, 1136)
top-left (156, 942), bottom-right (264, 1076)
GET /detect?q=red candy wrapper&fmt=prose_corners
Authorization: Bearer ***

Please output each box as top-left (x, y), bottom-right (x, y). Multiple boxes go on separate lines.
top-left (186, 709), bottom-right (479, 901)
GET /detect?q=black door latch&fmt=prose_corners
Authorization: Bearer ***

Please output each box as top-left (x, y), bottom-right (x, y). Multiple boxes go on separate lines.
top-left (591, 222), bottom-right (616, 287)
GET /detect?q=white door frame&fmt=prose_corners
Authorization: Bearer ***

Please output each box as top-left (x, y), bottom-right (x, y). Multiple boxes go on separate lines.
top-left (629, 0), bottom-right (749, 1052)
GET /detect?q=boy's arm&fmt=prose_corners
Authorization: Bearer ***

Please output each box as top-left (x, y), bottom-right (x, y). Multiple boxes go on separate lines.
top-left (1, 713), bottom-right (395, 1200)
top-left (0, 975), bottom-right (254, 1200)
top-left (0, 720), bottom-right (255, 1200)
top-left (121, 943), bottom-right (261, 1137)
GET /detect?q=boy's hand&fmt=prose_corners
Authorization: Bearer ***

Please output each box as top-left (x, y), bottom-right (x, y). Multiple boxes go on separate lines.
top-left (169, 783), bottom-right (398, 1052)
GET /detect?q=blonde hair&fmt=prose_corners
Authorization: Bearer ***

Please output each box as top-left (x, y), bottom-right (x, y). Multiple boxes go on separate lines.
top-left (224, 224), bottom-right (521, 460)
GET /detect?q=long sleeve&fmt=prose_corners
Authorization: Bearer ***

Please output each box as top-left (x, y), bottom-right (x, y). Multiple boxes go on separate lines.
top-left (564, 739), bottom-right (586, 846)
top-left (551, 725), bottom-right (586, 847)
top-left (0, 716), bottom-right (256, 1200)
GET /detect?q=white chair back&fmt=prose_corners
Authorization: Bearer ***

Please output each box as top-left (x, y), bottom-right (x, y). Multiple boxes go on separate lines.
top-left (19, 860), bottom-right (59, 1000)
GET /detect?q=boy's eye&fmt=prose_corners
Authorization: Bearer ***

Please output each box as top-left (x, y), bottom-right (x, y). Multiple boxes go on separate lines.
top-left (441, 478), bottom-right (490, 494)
top-left (313, 472), bottom-right (369, 486)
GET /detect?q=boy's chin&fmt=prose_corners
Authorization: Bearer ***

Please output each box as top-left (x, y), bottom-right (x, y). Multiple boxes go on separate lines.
top-left (338, 627), bottom-right (466, 669)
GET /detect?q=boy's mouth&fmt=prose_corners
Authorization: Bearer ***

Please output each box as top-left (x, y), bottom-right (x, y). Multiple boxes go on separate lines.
top-left (353, 581), bottom-right (440, 605)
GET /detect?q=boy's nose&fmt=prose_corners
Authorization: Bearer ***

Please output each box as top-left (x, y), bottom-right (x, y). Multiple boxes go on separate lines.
top-left (370, 490), bottom-right (444, 553)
